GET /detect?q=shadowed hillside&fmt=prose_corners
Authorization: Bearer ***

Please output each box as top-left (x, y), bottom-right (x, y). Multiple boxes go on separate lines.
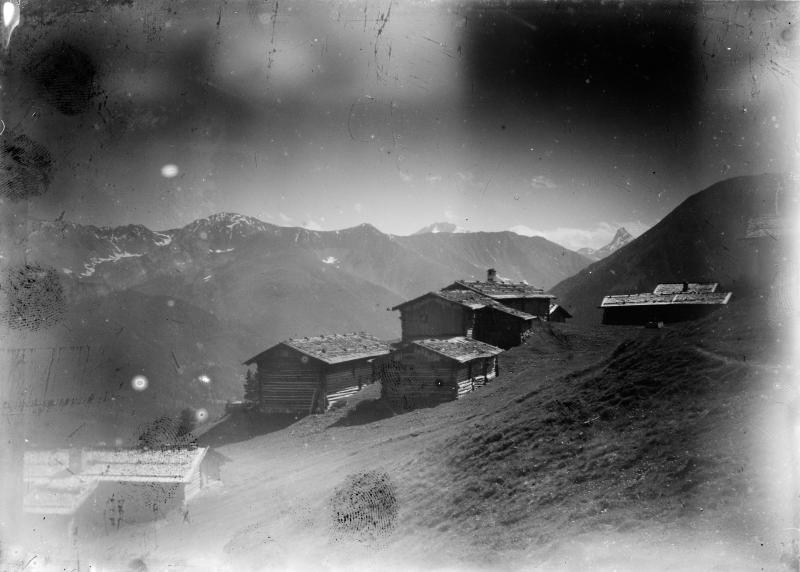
top-left (1, 290), bottom-right (244, 447)
top-left (394, 231), bottom-right (591, 294)
top-left (550, 173), bottom-right (795, 324)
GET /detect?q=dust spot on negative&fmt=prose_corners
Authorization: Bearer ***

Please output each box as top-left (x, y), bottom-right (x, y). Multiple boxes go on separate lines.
top-left (30, 41), bottom-right (98, 115)
top-left (131, 375), bottom-right (149, 391)
top-left (161, 164), bottom-right (179, 178)
top-left (0, 264), bottom-right (64, 330)
top-left (329, 470), bottom-right (398, 545)
top-left (0, 132), bottom-right (53, 201)
top-left (127, 557), bottom-right (148, 571)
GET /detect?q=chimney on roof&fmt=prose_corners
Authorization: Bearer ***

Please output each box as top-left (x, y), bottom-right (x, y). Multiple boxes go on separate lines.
top-left (682, 282), bottom-right (688, 292)
top-left (487, 268), bottom-right (497, 282)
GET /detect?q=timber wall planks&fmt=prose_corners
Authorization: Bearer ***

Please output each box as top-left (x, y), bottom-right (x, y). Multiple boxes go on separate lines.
top-left (503, 298), bottom-right (551, 318)
top-left (473, 308), bottom-right (532, 349)
top-left (399, 297), bottom-right (472, 341)
top-left (381, 346), bottom-right (499, 411)
top-left (253, 346), bottom-right (380, 414)
top-left (255, 346), bottom-right (324, 413)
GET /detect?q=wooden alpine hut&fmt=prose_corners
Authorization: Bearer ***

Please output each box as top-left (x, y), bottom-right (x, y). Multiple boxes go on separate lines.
top-left (548, 303), bottom-right (573, 323)
top-left (380, 337), bottom-right (503, 411)
top-left (243, 332), bottom-right (391, 414)
top-left (392, 289), bottom-right (537, 349)
top-left (600, 282), bottom-right (732, 325)
top-left (442, 268), bottom-right (555, 319)
top-left (22, 446), bottom-right (219, 536)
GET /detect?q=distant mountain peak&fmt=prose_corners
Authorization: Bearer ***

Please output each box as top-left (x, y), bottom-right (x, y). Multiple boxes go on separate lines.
top-left (598, 227), bottom-right (634, 256)
top-left (414, 222), bottom-right (469, 235)
top-left (611, 226), bottom-right (633, 242)
top-left (578, 227), bottom-right (636, 261)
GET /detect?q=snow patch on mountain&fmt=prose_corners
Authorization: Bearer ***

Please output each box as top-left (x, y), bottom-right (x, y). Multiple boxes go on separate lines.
top-left (154, 232), bottom-right (173, 246)
top-left (80, 250), bottom-right (144, 277)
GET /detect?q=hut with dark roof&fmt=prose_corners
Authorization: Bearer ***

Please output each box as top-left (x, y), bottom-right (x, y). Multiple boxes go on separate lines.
top-left (548, 303), bottom-right (573, 323)
top-left (243, 333), bottom-right (391, 414)
top-left (380, 337), bottom-right (503, 411)
top-left (599, 282), bottom-right (732, 325)
top-left (391, 289), bottom-right (537, 349)
top-left (441, 268), bottom-right (555, 318)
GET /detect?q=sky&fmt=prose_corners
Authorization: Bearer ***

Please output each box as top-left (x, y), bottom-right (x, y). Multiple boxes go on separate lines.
top-left (2, 0), bottom-right (798, 250)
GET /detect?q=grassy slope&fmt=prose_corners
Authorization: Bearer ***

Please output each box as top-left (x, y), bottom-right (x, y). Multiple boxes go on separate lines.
top-left (31, 296), bottom-right (794, 571)
top-left (550, 173), bottom-right (791, 324)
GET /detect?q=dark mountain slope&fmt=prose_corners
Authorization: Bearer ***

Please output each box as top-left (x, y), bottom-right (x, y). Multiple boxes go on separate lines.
top-left (132, 238), bottom-right (403, 355)
top-left (1, 289), bottom-right (243, 447)
top-left (550, 173), bottom-right (793, 323)
top-left (395, 231), bottom-right (591, 292)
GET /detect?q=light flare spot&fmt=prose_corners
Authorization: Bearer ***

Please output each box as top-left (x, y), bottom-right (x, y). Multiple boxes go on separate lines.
top-left (161, 164), bottom-right (179, 178)
top-left (131, 374), bottom-right (148, 391)
top-left (198, 374), bottom-right (211, 384)
top-left (166, 299), bottom-right (175, 307)
top-left (3, 2), bottom-right (15, 27)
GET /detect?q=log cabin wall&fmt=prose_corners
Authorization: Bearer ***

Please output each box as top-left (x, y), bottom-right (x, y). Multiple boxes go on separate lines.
top-left (381, 345), bottom-right (457, 410)
top-left (254, 348), bottom-right (382, 413)
top-left (601, 303), bottom-right (724, 325)
top-left (200, 454), bottom-right (222, 485)
top-left (472, 308), bottom-right (531, 349)
top-left (454, 363), bottom-right (474, 397)
top-left (398, 296), bottom-right (473, 341)
top-left (455, 356), bottom-right (498, 395)
top-left (88, 481), bottom-right (184, 529)
top-left (324, 360), bottom-right (375, 394)
top-left (184, 465), bottom-right (203, 502)
top-left (381, 347), bottom-right (499, 411)
top-left (254, 346), bottom-right (325, 413)
top-left (502, 297), bottom-right (551, 318)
